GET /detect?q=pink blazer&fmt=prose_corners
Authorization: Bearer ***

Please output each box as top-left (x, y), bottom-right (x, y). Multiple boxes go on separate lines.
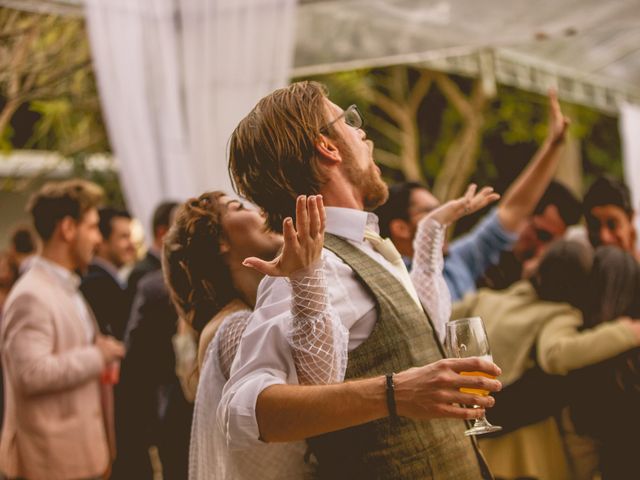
top-left (0, 261), bottom-right (112, 480)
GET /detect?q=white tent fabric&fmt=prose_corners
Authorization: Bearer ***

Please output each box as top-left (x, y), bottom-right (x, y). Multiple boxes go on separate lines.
top-left (84, 0), bottom-right (296, 240)
top-left (293, 0), bottom-right (640, 114)
top-left (85, 0), bottom-right (193, 241)
top-left (14, 0), bottom-right (640, 111)
top-left (294, 0), bottom-right (640, 84)
top-left (620, 102), bottom-right (640, 249)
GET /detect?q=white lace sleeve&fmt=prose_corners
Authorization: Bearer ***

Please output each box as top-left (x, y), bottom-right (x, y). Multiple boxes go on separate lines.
top-left (287, 259), bottom-right (349, 385)
top-left (215, 310), bottom-right (253, 380)
top-left (411, 218), bottom-right (451, 343)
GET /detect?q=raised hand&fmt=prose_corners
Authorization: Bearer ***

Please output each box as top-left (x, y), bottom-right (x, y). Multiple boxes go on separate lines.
top-left (547, 88), bottom-right (570, 145)
top-left (425, 183), bottom-right (500, 227)
top-left (243, 195), bottom-right (326, 277)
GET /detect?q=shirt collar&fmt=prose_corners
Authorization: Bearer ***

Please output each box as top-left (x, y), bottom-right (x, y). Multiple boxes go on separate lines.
top-left (35, 256), bottom-right (81, 291)
top-left (324, 207), bottom-right (380, 244)
top-left (18, 255), bottom-right (36, 275)
top-left (92, 257), bottom-right (126, 287)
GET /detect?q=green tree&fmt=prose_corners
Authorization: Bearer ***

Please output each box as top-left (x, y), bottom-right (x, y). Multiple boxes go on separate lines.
top-left (0, 7), bottom-right (118, 199)
top-left (305, 66), bottom-right (490, 200)
top-left (0, 8), bottom-right (107, 154)
top-left (302, 66), bottom-right (622, 201)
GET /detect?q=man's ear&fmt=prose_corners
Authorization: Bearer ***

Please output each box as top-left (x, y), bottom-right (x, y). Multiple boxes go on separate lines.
top-left (58, 216), bottom-right (77, 243)
top-left (389, 219), bottom-right (412, 241)
top-left (315, 134), bottom-right (341, 165)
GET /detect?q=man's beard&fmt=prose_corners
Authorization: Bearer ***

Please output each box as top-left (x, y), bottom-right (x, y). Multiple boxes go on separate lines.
top-left (362, 168), bottom-right (389, 211)
top-left (342, 145), bottom-right (388, 211)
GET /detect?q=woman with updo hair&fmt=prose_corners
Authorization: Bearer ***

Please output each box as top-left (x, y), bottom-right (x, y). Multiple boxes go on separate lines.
top-left (163, 191), bottom-right (347, 480)
top-left (163, 191), bottom-right (270, 367)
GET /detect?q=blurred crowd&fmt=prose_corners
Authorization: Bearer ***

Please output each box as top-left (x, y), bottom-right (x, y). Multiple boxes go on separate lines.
top-left (0, 83), bottom-right (638, 480)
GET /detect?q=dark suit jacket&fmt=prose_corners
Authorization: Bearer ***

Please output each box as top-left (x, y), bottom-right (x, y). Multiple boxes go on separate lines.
top-left (80, 262), bottom-right (131, 340)
top-left (113, 270), bottom-right (191, 480)
top-left (569, 350), bottom-right (640, 479)
top-left (126, 251), bottom-right (161, 301)
top-left (477, 250), bottom-right (523, 291)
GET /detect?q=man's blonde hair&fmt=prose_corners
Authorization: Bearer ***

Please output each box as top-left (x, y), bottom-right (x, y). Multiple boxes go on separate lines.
top-left (228, 81), bottom-right (330, 233)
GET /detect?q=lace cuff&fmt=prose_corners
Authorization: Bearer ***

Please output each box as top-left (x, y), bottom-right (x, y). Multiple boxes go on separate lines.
top-left (288, 261), bottom-right (349, 385)
top-left (412, 218), bottom-right (451, 342)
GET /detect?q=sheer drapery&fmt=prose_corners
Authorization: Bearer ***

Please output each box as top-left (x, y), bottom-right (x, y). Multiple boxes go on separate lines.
top-left (620, 102), bottom-right (640, 250)
top-left (179, 0), bottom-right (297, 201)
top-left (84, 0), bottom-right (297, 240)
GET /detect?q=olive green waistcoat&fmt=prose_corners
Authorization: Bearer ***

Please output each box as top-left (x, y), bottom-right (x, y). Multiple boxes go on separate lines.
top-left (307, 234), bottom-right (491, 480)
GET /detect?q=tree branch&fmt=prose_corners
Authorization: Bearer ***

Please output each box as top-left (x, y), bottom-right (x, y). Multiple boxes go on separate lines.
top-left (14, 59), bottom-right (92, 103)
top-left (0, 8), bottom-right (25, 36)
top-left (0, 99), bottom-right (19, 137)
top-left (373, 148), bottom-right (401, 169)
top-left (365, 112), bottom-right (403, 144)
top-left (433, 71), bottom-right (474, 120)
top-left (389, 66), bottom-right (409, 104)
top-left (408, 69), bottom-right (432, 113)
top-left (358, 82), bottom-right (408, 126)
top-left (433, 78), bottom-right (489, 201)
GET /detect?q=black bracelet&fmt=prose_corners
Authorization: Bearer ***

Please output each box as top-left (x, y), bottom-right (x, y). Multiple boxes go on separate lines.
top-left (386, 373), bottom-right (398, 422)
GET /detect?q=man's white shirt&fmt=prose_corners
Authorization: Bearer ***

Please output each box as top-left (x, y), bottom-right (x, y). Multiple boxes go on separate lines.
top-left (217, 207), bottom-right (426, 449)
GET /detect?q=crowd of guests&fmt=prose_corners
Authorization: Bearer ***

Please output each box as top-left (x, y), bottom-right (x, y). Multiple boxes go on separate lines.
top-left (0, 81), bottom-right (638, 480)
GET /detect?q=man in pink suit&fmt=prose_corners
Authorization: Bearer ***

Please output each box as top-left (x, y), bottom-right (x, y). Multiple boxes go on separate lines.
top-left (0, 179), bottom-right (125, 480)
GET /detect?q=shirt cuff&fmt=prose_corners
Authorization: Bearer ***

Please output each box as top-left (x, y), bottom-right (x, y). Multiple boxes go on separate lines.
top-left (288, 258), bottom-right (324, 283)
top-left (218, 372), bottom-right (287, 450)
top-left (87, 345), bottom-right (106, 374)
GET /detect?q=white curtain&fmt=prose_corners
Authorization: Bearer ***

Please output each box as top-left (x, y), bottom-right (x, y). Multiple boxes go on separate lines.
top-left (84, 0), bottom-right (297, 240)
top-left (620, 102), bottom-right (640, 250)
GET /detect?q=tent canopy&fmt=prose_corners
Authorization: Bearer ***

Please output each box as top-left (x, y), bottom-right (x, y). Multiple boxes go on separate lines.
top-left (5, 0), bottom-right (640, 113)
top-left (4, 0), bottom-right (640, 245)
top-left (293, 0), bottom-right (640, 113)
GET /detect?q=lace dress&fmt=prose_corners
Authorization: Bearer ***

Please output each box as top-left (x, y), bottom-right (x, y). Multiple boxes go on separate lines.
top-left (189, 262), bottom-right (348, 479)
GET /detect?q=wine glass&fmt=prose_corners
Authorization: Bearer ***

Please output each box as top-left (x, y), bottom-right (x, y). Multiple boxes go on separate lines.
top-left (445, 316), bottom-right (502, 436)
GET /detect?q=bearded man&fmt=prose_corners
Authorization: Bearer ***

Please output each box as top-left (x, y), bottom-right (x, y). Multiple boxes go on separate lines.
top-left (218, 82), bottom-right (501, 479)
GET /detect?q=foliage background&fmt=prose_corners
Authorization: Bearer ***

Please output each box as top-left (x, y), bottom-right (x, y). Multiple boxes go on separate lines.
top-left (302, 67), bottom-right (622, 194)
top-left (0, 8), bottom-right (625, 245)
